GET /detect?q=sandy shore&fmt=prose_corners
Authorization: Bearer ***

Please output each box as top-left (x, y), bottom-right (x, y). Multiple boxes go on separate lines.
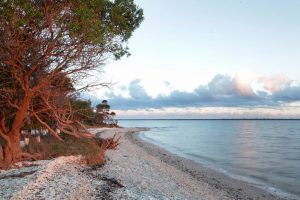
top-left (0, 128), bottom-right (296, 199)
top-left (99, 128), bottom-right (294, 200)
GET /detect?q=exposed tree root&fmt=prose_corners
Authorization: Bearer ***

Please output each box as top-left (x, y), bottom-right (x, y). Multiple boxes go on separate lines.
top-left (0, 161), bottom-right (10, 170)
top-left (19, 152), bottom-right (42, 161)
top-left (0, 154), bottom-right (41, 170)
top-left (22, 162), bottom-right (40, 168)
top-left (102, 133), bottom-right (121, 150)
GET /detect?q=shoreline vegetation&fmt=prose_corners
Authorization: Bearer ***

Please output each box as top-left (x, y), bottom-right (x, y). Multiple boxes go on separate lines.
top-left (0, 0), bottom-right (143, 169)
top-left (0, 98), bottom-right (121, 169)
top-left (0, 128), bottom-right (295, 200)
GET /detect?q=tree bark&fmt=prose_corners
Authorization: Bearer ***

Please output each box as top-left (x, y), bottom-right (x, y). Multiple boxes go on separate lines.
top-left (4, 132), bottom-right (21, 163)
top-left (1, 92), bottom-right (32, 168)
top-left (0, 144), bottom-right (3, 161)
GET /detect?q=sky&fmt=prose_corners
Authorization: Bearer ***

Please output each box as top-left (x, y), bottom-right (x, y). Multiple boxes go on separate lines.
top-left (84, 0), bottom-right (300, 119)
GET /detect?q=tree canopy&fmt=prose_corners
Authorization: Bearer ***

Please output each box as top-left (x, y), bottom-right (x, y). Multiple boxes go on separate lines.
top-left (0, 0), bottom-right (143, 168)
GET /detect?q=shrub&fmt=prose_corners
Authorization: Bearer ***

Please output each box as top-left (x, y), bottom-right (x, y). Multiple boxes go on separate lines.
top-left (24, 134), bottom-right (121, 166)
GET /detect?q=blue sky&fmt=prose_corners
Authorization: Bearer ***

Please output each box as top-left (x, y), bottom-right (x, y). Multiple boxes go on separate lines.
top-left (86, 0), bottom-right (300, 118)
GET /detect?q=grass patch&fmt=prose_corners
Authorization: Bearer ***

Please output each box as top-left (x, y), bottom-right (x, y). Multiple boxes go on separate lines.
top-left (24, 134), bottom-right (118, 166)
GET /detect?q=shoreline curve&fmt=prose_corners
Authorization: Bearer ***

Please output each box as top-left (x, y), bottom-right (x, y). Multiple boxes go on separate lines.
top-left (124, 127), bottom-right (296, 200)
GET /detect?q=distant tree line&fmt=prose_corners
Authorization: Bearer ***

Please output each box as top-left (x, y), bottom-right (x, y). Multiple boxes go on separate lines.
top-left (71, 99), bottom-right (118, 127)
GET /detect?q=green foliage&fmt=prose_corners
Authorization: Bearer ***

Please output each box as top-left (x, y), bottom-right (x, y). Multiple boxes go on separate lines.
top-left (0, 0), bottom-right (141, 167)
top-left (71, 98), bottom-right (95, 124)
top-left (96, 103), bottom-right (110, 110)
top-left (95, 100), bottom-right (118, 126)
top-left (0, 0), bottom-right (144, 60)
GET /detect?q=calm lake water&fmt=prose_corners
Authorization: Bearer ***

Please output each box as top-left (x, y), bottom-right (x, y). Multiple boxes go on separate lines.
top-left (119, 119), bottom-right (300, 198)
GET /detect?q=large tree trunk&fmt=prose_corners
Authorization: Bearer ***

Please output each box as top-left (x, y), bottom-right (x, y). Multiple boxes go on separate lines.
top-left (0, 93), bottom-right (31, 169)
top-left (4, 132), bottom-right (21, 161)
top-left (0, 145), bottom-right (3, 161)
top-left (0, 130), bottom-right (21, 169)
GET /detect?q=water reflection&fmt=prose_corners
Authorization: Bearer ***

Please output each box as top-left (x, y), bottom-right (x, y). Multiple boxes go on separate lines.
top-left (235, 120), bottom-right (260, 170)
top-left (119, 119), bottom-right (300, 198)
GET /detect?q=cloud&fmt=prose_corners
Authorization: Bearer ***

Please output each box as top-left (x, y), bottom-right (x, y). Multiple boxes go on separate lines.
top-left (207, 74), bottom-right (235, 96)
top-left (128, 79), bottom-right (150, 99)
top-left (87, 74), bottom-right (300, 110)
top-left (273, 85), bottom-right (300, 102)
top-left (233, 73), bottom-right (256, 96)
top-left (114, 106), bottom-right (300, 119)
top-left (164, 81), bottom-right (171, 87)
top-left (258, 74), bottom-right (292, 92)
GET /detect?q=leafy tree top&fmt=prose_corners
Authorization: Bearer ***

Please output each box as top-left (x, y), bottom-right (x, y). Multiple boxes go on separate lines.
top-left (0, 0), bottom-right (144, 60)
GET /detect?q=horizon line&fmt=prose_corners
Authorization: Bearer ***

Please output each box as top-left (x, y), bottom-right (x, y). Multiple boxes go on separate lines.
top-left (117, 118), bottom-right (300, 120)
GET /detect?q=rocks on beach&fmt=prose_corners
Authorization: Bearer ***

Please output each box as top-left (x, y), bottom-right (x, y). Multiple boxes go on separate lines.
top-left (0, 128), bottom-right (292, 200)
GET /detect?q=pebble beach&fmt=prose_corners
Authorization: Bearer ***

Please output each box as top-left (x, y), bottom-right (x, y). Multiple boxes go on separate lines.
top-left (0, 128), bottom-right (294, 200)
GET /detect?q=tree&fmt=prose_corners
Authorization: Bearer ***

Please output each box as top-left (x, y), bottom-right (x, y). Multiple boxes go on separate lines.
top-left (0, 0), bottom-right (143, 168)
top-left (95, 100), bottom-right (110, 125)
top-left (95, 100), bottom-right (117, 126)
top-left (71, 98), bottom-right (95, 125)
